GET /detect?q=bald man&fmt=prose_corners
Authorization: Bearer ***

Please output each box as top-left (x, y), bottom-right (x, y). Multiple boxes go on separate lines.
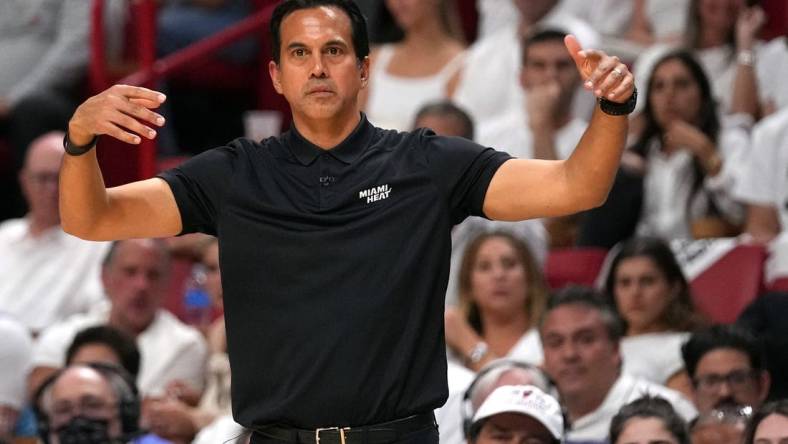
top-left (0, 132), bottom-right (110, 333)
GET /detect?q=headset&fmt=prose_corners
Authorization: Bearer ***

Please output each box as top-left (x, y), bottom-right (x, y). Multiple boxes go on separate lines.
top-left (33, 362), bottom-right (141, 444)
top-left (460, 358), bottom-right (554, 439)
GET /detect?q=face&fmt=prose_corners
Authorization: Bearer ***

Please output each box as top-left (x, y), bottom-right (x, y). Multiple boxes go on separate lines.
top-left (470, 237), bottom-right (529, 315)
top-left (476, 413), bottom-right (555, 444)
top-left (753, 413), bottom-right (788, 444)
top-left (69, 344), bottom-right (123, 368)
top-left (19, 133), bottom-right (64, 226)
top-left (697, 0), bottom-right (745, 34)
top-left (512, 0), bottom-right (558, 24)
top-left (384, 0), bottom-right (438, 30)
top-left (692, 348), bottom-right (769, 414)
top-left (541, 305), bottom-right (621, 399)
top-left (613, 256), bottom-right (675, 334)
top-left (47, 367), bottom-right (122, 439)
top-left (202, 241), bottom-right (222, 308)
top-left (269, 6), bottom-right (368, 123)
top-left (103, 240), bottom-right (168, 334)
top-left (521, 39), bottom-right (579, 103)
top-left (615, 417), bottom-right (679, 444)
top-left (414, 114), bottom-right (469, 138)
top-left (649, 59), bottom-right (702, 130)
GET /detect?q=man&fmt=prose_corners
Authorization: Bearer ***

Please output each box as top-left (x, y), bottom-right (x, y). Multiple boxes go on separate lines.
top-left (0, 313), bottom-right (32, 442)
top-left (450, 0), bottom-right (597, 128)
top-left (412, 101), bottom-right (475, 140)
top-left (30, 238), bottom-right (208, 399)
top-left (35, 364), bottom-right (144, 444)
top-left (540, 287), bottom-right (696, 443)
top-left (681, 325), bottom-right (770, 416)
top-left (0, 131), bottom-right (110, 333)
top-left (58, 0), bottom-right (635, 440)
top-left (466, 385), bottom-right (563, 444)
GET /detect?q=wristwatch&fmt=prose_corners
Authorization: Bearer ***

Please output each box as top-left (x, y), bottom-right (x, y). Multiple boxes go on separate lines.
top-left (599, 87), bottom-right (638, 116)
top-left (467, 341), bottom-right (489, 365)
top-left (63, 132), bottom-right (98, 156)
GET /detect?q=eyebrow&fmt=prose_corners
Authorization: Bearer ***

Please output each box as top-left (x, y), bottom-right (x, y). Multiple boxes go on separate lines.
top-left (286, 39), bottom-right (349, 51)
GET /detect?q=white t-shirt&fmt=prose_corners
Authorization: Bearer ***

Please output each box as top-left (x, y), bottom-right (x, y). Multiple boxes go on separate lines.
top-left (453, 12), bottom-right (598, 130)
top-left (191, 414), bottom-right (246, 444)
top-left (0, 313), bottom-right (32, 410)
top-left (507, 328), bottom-right (544, 366)
top-left (435, 361), bottom-right (474, 444)
top-left (558, 0), bottom-right (688, 41)
top-left (566, 373), bottom-right (697, 443)
top-left (0, 219), bottom-right (110, 332)
top-left (621, 332), bottom-right (690, 385)
top-left (477, 109), bottom-right (588, 160)
top-left (757, 37), bottom-right (788, 112)
top-left (32, 304), bottom-right (209, 396)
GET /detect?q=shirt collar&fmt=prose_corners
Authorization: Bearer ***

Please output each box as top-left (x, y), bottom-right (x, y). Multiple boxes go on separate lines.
top-left (285, 113), bottom-right (374, 166)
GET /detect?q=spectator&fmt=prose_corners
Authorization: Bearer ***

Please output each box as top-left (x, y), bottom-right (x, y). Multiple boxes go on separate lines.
top-left (33, 363), bottom-right (146, 444)
top-left (627, 50), bottom-right (746, 240)
top-left (755, 32), bottom-right (788, 115)
top-left (413, 101), bottom-right (474, 140)
top-left (540, 286), bottom-right (696, 444)
top-left (602, 237), bottom-right (705, 393)
top-left (733, 107), bottom-right (788, 285)
top-left (609, 396), bottom-right (691, 444)
top-left (737, 292), bottom-right (788, 400)
top-left (445, 232), bottom-right (549, 371)
top-left (681, 324), bottom-right (770, 415)
top-left (450, 0), bottom-right (598, 129)
top-left (66, 325), bottom-right (141, 380)
top-left (0, 132), bottom-right (110, 333)
top-left (0, 313), bottom-right (32, 442)
top-left (474, 27), bottom-right (587, 247)
top-left (743, 400), bottom-right (788, 444)
top-left (362, 0), bottom-right (465, 131)
top-left (29, 238), bottom-right (208, 402)
top-left (466, 385), bottom-right (563, 444)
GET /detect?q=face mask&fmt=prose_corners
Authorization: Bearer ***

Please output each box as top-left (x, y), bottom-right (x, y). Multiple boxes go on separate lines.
top-left (54, 415), bottom-right (120, 444)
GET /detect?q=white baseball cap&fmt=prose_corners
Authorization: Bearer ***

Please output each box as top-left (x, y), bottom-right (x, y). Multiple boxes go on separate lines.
top-left (471, 385), bottom-right (564, 440)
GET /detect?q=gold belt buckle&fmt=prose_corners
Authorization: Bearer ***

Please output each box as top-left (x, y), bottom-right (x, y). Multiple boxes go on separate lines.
top-left (315, 426), bottom-right (351, 444)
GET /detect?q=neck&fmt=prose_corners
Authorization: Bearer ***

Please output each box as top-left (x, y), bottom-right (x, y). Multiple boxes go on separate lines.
top-left (401, 18), bottom-right (453, 51)
top-left (563, 372), bottom-right (620, 422)
top-left (480, 310), bottom-right (530, 355)
top-left (292, 109), bottom-right (361, 149)
top-left (27, 215), bottom-right (59, 238)
top-left (627, 322), bottom-right (669, 336)
top-left (551, 110), bottom-right (572, 129)
top-left (698, 26), bottom-right (728, 49)
top-left (108, 312), bottom-right (150, 337)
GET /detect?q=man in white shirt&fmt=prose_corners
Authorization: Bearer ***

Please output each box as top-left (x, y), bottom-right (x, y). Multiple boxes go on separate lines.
top-left (29, 238), bottom-right (209, 399)
top-left (540, 287), bottom-right (697, 444)
top-left (0, 132), bottom-right (109, 333)
top-left (0, 313), bottom-right (31, 442)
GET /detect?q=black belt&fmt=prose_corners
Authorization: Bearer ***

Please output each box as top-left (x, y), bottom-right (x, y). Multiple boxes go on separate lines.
top-left (253, 413), bottom-right (436, 444)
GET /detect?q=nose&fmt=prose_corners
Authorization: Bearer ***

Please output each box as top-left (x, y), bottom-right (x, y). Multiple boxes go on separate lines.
top-left (309, 53), bottom-right (328, 78)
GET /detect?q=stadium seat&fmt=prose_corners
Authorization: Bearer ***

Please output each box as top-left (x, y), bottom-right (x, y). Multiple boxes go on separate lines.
top-left (544, 247), bottom-right (608, 290)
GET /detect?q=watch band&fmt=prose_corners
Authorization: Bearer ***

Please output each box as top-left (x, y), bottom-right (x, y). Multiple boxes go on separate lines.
top-left (63, 132), bottom-right (98, 156)
top-left (467, 341), bottom-right (489, 365)
top-left (598, 87), bottom-right (638, 116)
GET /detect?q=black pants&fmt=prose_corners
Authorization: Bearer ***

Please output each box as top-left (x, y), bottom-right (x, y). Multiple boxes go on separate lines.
top-left (250, 424), bottom-right (439, 444)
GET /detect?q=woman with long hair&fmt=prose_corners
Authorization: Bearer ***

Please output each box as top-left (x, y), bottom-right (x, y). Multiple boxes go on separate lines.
top-left (629, 49), bottom-right (746, 239)
top-left (444, 232), bottom-right (548, 371)
top-left (604, 236), bottom-right (705, 395)
top-left (361, 0), bottom-right (465, 131)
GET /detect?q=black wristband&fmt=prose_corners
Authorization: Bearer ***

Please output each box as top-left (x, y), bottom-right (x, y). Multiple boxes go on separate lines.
top-left (63, 132), bottom-right (98, 156)
top-left (598, 87), bottom-right (638, 116)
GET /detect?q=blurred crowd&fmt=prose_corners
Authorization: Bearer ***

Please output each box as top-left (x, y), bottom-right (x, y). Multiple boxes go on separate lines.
top-left (1, 0), bottom-right (788, 443)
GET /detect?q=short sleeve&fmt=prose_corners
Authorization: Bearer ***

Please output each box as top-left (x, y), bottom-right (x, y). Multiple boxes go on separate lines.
top-left (733, 116), bottom-right (780, 206)
top-left (419, 130), bottom-right (512, 223)
top-left (157, 144), bottom-right (239, 235)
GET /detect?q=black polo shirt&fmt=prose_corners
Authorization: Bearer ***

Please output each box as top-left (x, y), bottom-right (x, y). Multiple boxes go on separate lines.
top-left (158, 114), bottom-right (511, 429)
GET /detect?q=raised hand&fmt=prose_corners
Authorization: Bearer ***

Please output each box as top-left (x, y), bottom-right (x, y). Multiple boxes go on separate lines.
top-left (68, 84), bottom-right (167, 146)
top-left (736, 5), bottom-right (766, 51)
top-left (564, 34), bottom-right (634, 104)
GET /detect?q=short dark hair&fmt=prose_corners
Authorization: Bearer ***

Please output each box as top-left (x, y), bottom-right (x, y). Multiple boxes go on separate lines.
top-left (413, 100), bottom-right (475, 140)
top-left (66, 326), bottom-right (141, 379)
top-left (744, 399), bottom-right (788, 444)
top-left (681, 324), bottom-right (766, 379)
top-left (540, 285), bottom-right (624, 343)
top-left (521, 28), bottom-right (568, 65)
top-left (610, 396), bottom-right (691, 444)
top-left (270, 0), bottom-right (370, 64)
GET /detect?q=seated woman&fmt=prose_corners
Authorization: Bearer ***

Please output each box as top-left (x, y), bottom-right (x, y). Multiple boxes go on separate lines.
top-left (603, 236), bottom-right (705, 395)
top-left (361, 0), bottom-right (465, 131)
top-left (445, 232), bottom-right (549, 371)
top-left (629, 49), bottom-right (748, 239)
top-left (610, 396), bottom-right (691, 444)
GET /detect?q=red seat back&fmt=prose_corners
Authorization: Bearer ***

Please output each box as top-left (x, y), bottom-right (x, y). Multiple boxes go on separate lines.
top-left (545, 247), bottom-right (608, 290)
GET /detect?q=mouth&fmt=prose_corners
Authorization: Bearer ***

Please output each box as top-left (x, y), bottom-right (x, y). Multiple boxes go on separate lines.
top-left (306, 86), bottom-right (335, 96)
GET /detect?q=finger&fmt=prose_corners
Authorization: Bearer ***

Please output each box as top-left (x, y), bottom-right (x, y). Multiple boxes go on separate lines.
top-left (587, 55), bottom-right (620, 91)
top-left (130, 97), bottom-right (165, 110)
top-left (597, 63), bottom-right (628, 98)
top-left (563, 34), bottom-right (586, 71)
top-left (111, 111), bottom-right (158, 140)
top-left (118, 99), bottom-right (166, 126)
top-left (111, 84), bottom-right (167, 104)
top-left (607, 74), bottom-right (635, 102)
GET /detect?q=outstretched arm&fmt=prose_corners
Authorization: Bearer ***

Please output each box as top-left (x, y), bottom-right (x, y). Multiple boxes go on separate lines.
top-left (60, 85), bottom-right (182, 241)
top-left (483, 35), bottom-right (634, 221)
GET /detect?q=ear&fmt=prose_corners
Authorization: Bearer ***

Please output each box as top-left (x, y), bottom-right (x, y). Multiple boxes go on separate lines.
top-left (758, 370), bottom-right (771, 402)
top-left (269, 60), bottom-right (283, 95)
top-left (519, 66), bottom-right (528, 91)
top-left (359, 56), bottom-right (370, 88)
